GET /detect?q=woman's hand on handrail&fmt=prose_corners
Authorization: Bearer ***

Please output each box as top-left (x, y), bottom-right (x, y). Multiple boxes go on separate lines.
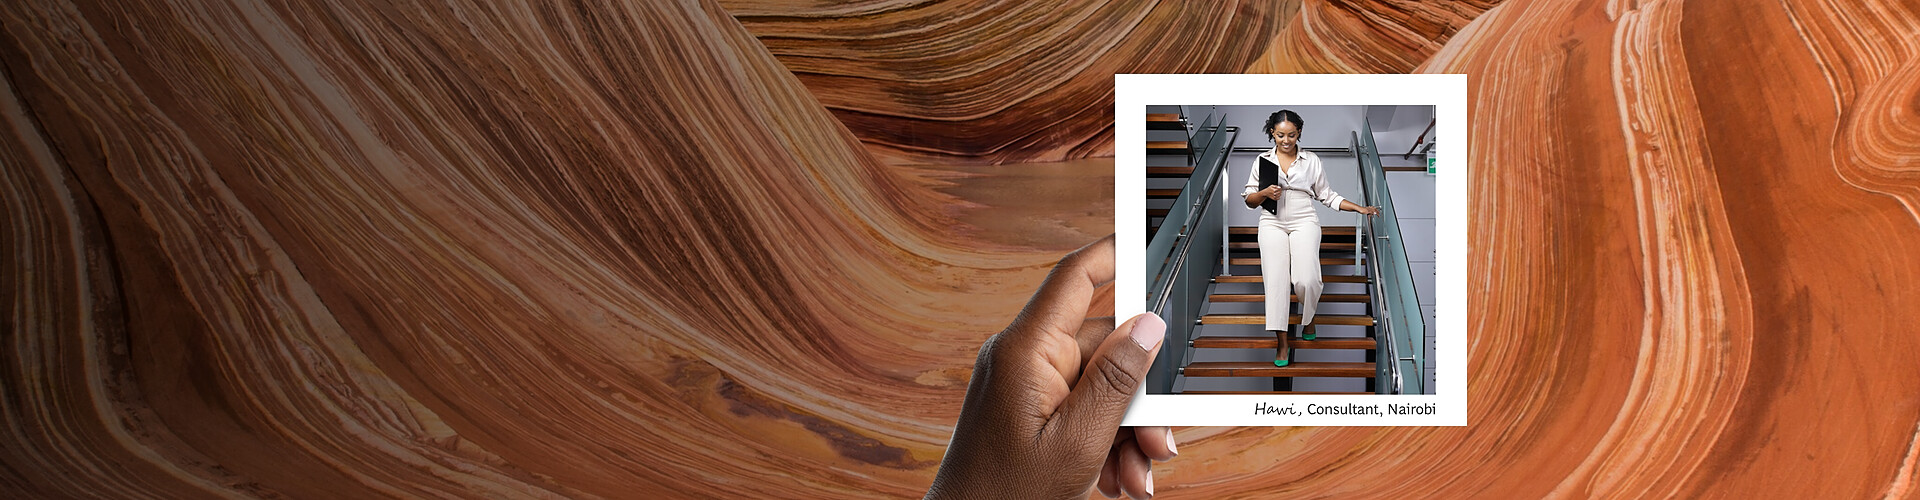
top-left (1338, 199), bottom-right (1380, 216)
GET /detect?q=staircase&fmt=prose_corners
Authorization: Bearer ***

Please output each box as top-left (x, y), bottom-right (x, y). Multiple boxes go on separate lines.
top-left (1146, 112), bottom-right (1201, 239)
top-left (1144, 116), bottom-right (1427, 396)
top-left (1175, 226), bottom-right (1382, 394)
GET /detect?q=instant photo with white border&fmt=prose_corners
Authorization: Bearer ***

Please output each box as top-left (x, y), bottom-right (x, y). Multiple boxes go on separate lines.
top-left (1116, 74), bottom-right (1466, 427)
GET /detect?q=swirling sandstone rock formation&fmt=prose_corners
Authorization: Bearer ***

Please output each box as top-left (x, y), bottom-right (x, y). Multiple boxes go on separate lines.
top-left (6, 0), bottom-right (1920, 498)
top-left (1248, 0), bottom-right (1503, 74)
top-left (720, 0), bottom-right (1287, 164)
top-left (1, 0), bottom-right (1052, 497)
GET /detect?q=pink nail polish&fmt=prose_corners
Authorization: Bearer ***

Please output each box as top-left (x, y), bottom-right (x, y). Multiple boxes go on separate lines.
top-left (1129, 313), bottom-right (1166, 351)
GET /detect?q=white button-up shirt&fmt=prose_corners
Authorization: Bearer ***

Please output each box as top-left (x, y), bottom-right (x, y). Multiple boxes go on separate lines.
top-left (1242, 148), bottom-right (1345, 211)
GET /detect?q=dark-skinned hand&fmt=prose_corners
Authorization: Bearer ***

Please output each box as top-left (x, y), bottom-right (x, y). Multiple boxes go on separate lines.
top-left (925, 235), bottom-right (1177, 500)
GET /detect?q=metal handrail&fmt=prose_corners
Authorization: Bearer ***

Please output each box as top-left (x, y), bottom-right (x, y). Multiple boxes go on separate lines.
top-left (1355, 193), bottom-right (1365, 267)
top-left (1377, 187), bottom-right (1422, 392)
top-left (1403, 118), bottom-right (1436, 159)
top-left (1365, 229), bottom-right (1405, 394)
top-left (1145, 117), bottom-right (1237, 394)
top-left (1148, 228), bottom-right (1196, 315)
top-left (1352, 123), bottom-right (1425, 394)
top-left (1352, 131), bottom-right (1362, 270)
top-left (1229, 146), bottom-right (1354, 154)
top-left (1215, 110), bottom-right (1232, 278)
top-left (1147, 124), bottom-right (1237, 315)
top-left (1352, 131), bottom-right (1401, 394)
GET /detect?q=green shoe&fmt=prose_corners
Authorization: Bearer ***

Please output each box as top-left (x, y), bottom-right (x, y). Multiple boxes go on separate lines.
top-left (1301, 324), bottom-right (1316, 340)
top-left (1272, 330), bottom-right (1291, 366)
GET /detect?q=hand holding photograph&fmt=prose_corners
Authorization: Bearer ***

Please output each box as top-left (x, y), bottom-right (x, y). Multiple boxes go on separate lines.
top-left (1117, 74), bottom-right (1465, 426)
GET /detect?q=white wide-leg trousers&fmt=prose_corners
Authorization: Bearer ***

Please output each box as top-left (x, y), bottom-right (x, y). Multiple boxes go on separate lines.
top-left (1256, 192), bottom-right (1323, 332)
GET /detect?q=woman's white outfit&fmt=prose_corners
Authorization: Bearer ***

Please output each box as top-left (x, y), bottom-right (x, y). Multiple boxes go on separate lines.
top-left (1242, 148), bottom-right (1346, 332)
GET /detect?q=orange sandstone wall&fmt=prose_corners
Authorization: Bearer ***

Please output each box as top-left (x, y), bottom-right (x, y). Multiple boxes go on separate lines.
top-left (3, 0), bottom-right (1919, 498)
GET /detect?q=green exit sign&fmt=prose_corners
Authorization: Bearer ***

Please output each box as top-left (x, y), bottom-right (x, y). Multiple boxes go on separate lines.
top-left (1427, 157), bottom-right (1436, 174)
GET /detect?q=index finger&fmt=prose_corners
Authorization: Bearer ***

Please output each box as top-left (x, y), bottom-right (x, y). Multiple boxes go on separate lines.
top-left (1003, 234), bottom-right (1115, 344)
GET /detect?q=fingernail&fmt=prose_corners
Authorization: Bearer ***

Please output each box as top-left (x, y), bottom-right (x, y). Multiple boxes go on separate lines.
top-left (1146, 470), bottom-right (1155, 498)
top-left (1166, 427), bottom-right (1178, 456)
top-left (1128, 313), bottom-right (1166, 351)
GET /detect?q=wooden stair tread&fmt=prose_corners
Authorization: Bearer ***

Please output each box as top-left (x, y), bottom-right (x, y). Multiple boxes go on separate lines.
top-left (1147, 140), bottom-right (1189, 151)
top-left (1190, 336), bottom-right (1377, 349)
top-left (1200, 314), bottom-right (1376, 326)
top-left (1147, 189), bottom-right (1182, 198)
top-left (1208, 293), bottom-right (1369, 303)
top-left (1227, 242), bottom-right (1355, 250)
top-left (1231, 226), bottom-right (1356, 236)
top-left (1146, 167), bottom-right (1194, 178)
top-left (1216, 274), bottom-right (1367, 284)
top-left (1148, 208), bottom-right (1169, 217)
top-left (1182, 361), bottom-right (1376, 378)
top-left (1179, 390), bottom-right (1371, 395)
top-left (1147, 114), bottom-right (1186, 130)
top-left (1229, 257), bottom-right (1358, 266)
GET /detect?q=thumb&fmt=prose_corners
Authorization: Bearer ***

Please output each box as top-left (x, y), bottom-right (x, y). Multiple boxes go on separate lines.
top-left (1046, 313), bottom-right (1166, 448)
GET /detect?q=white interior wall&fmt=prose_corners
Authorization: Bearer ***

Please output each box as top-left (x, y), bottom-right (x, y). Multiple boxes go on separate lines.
top-left (1367, 104), bottom-right (1437, 160)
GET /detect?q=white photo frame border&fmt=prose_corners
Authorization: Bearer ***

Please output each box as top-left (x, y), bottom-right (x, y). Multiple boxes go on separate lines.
top-left (1115, 73), bottom-right (1467, 426)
